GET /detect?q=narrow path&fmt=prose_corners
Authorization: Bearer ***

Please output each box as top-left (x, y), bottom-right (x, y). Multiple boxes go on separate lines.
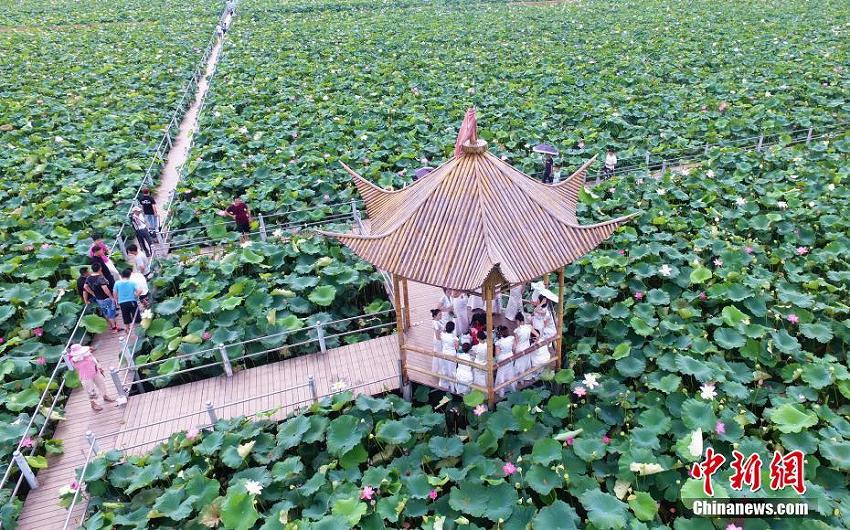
top-left (14, 13), bottom-right (231, 530)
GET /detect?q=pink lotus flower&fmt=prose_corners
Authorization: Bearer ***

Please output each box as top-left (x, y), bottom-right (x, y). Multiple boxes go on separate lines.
top-left (70, 480), bottom-right (79, 490)
top-left (634, 291), bottom-right (644, 301)
top-left (41, 243), bottom-right (50, 250)
top-left (428, 490), bottom-right (438, 501)
top-left (21, 437), bottom-right (34, 448)
top-left (573, 386), bottom-right (587, 397)
top-left (566, 436), bottom-right (575, 446)
top-left (796, 246), bottom-right (808, 256)
top-left (698, 292), bottom-right (707, 301)
top-left (35, 356), bottom-right (46, 366)
top-left (202, 331), bottom-right (212, 341)
top-left (473, 404), bottom-right (487, 416)
top-left (502, 462), bottom-right (517, 476)
top-left (787, 314), bottom-right (799, 324)
top-left (24, 245), bottom-right (34, 252)
top-left (32, 328), bottom-right (43, 337)
top-left (744, 246), bottom-right (753, 254)
top-left (360, 485), bottom-right (375, 501)
top-left (186, 427), bottom-right (201, 440)
top-left (602, 435), bottom-right (611, 444)
top-left (618, 249), bottom-right (625, 255)
top-left (713, 258), bottom-right (723, 267)
top-left (726, 524), bottom-right (742, 530)
top-left (0, 337), bottom-right (4, 344)
top-left (715, 421), bottom-right (726, 435)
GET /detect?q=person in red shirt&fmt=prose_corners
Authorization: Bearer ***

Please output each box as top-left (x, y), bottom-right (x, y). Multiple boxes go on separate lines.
top-left (225, 195), bottom-right (252, 244)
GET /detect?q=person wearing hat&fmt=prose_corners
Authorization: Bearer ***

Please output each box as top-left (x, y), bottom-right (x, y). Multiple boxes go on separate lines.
top-left (68, 344), bottom-right (115, 411)
top-left (129, 207), bottom-right (153, 257)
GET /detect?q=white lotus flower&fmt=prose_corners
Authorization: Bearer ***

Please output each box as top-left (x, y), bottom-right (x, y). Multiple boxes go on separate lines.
top-left (735, 197), bottom-right (747, 206)
top-left (331, 380), bottom-right (348, 392)
top-left (656, 188), bottom-right (667, 195)
top-left (659, 264), bottom-right (673, 277)
top-left (141, 309), bottom-right (153, 320)
top-left (360, 134), bottom-right (368, 141)
top-left (629, 462), bottom-right (665, 475)
top-left (706, 170), bottom-right (715, 178)
top-left (244, 479), bottom-right (263, 495)
top-left (828, 184), bottom-right (836, 191)
top-left (582, 373), bottom-right (600, 389)
top-left (777, 201), bottom-right (788, 209)
top-left (700, 382), bottom-right (717, 400)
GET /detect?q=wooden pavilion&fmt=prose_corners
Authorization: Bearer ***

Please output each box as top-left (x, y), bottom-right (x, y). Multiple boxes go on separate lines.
top-left (322, 110), bottom-right (636, 405)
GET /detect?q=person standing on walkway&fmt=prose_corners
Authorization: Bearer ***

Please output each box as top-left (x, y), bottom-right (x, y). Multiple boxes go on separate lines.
top-left (225, 0), bottom-right (236, 15)
top-left (126, 244), bottom-right (150, 277)
top-left (68, 344), bottom-right (115, 412)
top-left (602, 149), bottom-right (618, 180)
top-left (89, 233), bottom-right (116, 289)
top-left (130, 267), bottom-right (150, 308)
top-left (129, 207), bottom-right (154, 257)
top-left (225, 195), bottom-right (252, 244)
top-left (77, 266), bottom-right (90, 304)
top-left (84, 263), bottom-right (121, 332)
top-left (138, 188), bottom-right (159, 235)
top-left (541, 153), bottom-right (554, 183)
top-left (114, 268), bottom-right (142, 326)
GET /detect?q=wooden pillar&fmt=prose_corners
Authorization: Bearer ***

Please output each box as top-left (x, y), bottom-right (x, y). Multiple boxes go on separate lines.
top-left (392, 274), bottom-right (408, 384)
top-left (402, 278), bottom-right (411, 331)
top-left (484, 281), bottom-right (496, 407)
top-left (555, 267), bottom-right (565, 371)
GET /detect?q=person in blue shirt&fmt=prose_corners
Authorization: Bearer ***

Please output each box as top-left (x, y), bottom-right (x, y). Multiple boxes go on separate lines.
top-left (113, 268), bottom-right (142, 326)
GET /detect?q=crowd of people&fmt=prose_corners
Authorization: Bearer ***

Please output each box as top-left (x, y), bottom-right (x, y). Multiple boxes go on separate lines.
top-left (430, 283), bottom-right (558, 397)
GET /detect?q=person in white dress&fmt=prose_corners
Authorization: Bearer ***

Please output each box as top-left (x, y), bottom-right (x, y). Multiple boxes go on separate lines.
top-left (471, 330), bottom-right (488, 388)
top-left (531, 297), bottom-right (557, 377)
top-left (531, 334), bottom-right (552, 376)
top-left (493, 326), bottom-right (516, 397)
top-left (438, 321), bottom-right (459, 392)
top-left (437, 289), bottom-right (454, 329)
top-left (512, 312), bottom-right (536, 380)
top-left (451, 290), bottom-right (469, 338)
top-left (504, 284), bottom-right (525, 321)
top-left (431, 308), bottom-right (444, 379)
top-left (455, 343), bottom-right (474, 394)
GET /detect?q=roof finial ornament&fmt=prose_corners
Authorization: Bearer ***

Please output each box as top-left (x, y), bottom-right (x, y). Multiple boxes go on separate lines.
top-left (454, 107), bottom-right (482, 157)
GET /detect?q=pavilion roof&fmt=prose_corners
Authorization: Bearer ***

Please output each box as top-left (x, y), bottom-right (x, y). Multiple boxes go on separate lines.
top-left (320, 138), bottom-right (637, 291)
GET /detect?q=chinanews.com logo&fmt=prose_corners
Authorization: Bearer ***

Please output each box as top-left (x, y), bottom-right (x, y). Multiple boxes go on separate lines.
top-left (684, 448), bottom-right (810, 518)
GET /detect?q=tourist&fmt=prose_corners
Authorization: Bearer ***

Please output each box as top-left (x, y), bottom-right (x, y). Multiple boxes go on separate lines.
top-left (76, 266), bottom-right (90, 304)
top-left (130, 267), bottom-right (150, 308)
top-left (215, 23), bottom-right (224, 39)
top-left (89, 234), bottom-right (116, 289)
top-left (68, 344), bottom-right (115, 411)
top-left (84, 263), bottom-right (120, 332)
top-left (138, 188), bottom-right (159, 235)
top-left (512, 312), bottom-right (536, 380)
top-left (504, 283), bottom-right (525, 321)
top-left (450, 290), bottom-right (469, 338)
top-left (471, 330), bottom-right (488, 388)
top-left (225, 0), bottom-right (236, 16)
top-left (437, 289), bottom-right (454, 328)
top-left (552, 165), bottom-right (562, 184)
top-left (455, 342), bottom-right (474, 394)
top-left (542, 153), bottom-right (554, 183)
top-left (431, 308), bottom-right (443, 380)
top-left (126, 244), bottom-right (150, 277)
top-left (602, 148), bottom-right (618, 180)
top-left (469, 309), bottom-right (486, 343)
top-left (438, 321), bottom-right (459, 392)
top-left (494, 325), bottom-right (516, 397)
top-left (129, 207), bottom-right (153, 257)
top-left (531, 334), bottom-right (552, 377)
top-left (225, 195), bottom-right (252, 244)
top-left (113, 268), bottom-right (141, 326)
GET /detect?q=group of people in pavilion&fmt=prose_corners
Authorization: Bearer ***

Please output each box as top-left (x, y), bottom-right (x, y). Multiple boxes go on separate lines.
top-left (430, 283), bottom-right (558, 397)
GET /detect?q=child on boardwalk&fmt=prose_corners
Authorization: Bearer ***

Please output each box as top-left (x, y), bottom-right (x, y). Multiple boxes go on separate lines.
top-left (68, 344), bottom-right (115, 411)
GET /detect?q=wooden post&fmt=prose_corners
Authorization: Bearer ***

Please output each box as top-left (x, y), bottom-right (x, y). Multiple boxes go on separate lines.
top-left (555, 267), bottom-right (566, 371)
top-left (484, 281), bottom-right (496, 407)
top-left (402, 278), bottom-right (411, 331)
top-left (392, 274), bottom-right (408, 384)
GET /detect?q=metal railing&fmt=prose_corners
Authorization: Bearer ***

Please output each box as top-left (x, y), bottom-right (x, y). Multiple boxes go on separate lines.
top-left (110, 308), bottom-right (396, 398)
top-left (0, 5), bottom-right (233, 506)
top-left (62, 370), bottom-right (400, 529)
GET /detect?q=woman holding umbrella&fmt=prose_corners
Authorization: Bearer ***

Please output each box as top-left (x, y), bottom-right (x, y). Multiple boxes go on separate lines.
top-left (533, 144), bottom-right (559, 183)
